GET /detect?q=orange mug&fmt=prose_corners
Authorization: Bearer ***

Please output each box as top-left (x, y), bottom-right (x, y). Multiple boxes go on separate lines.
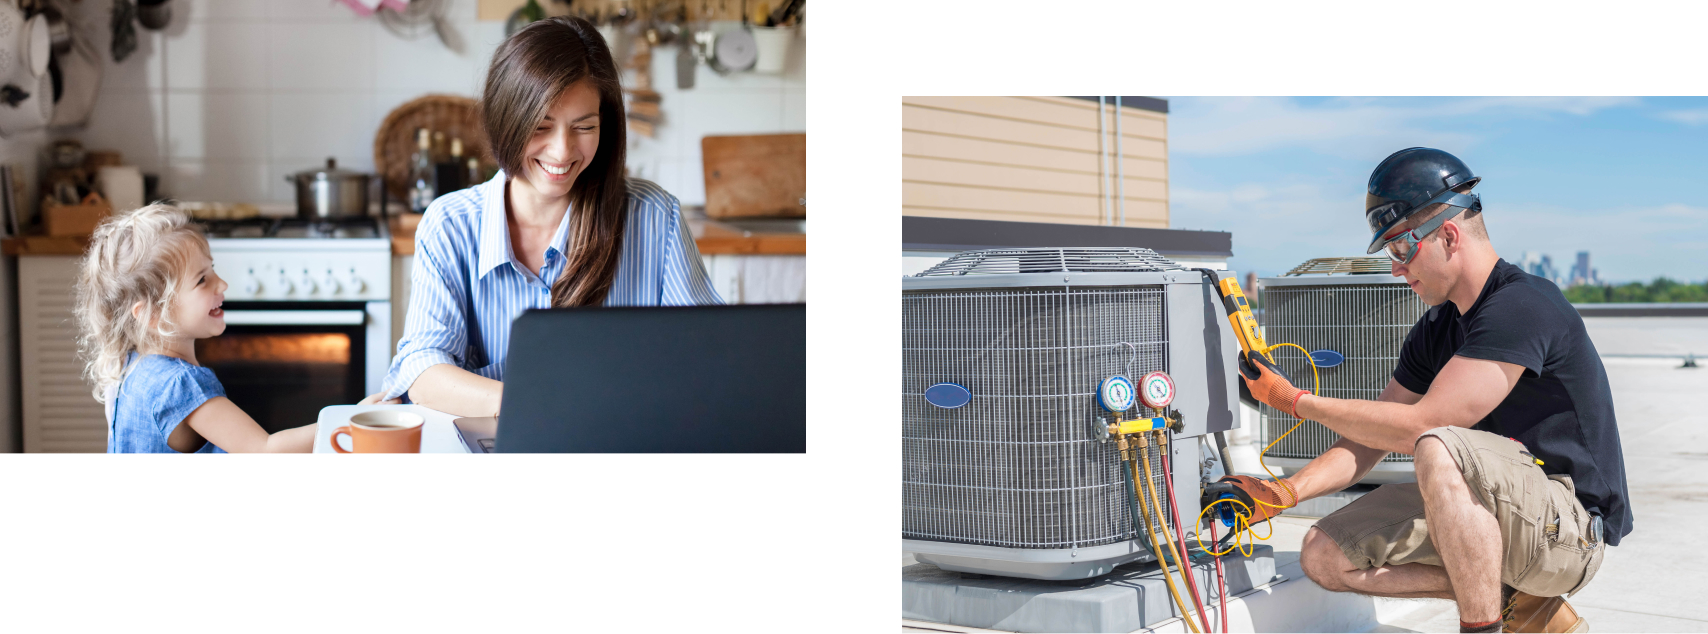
top-left (330, 411), bottom-right (424, 453)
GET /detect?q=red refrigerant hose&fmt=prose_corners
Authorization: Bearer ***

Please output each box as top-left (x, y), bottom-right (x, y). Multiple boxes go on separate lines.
top-left (1209, 519), bottom-right (1228, 632)
top-left (1161, 434), bottom-right (1214, 633)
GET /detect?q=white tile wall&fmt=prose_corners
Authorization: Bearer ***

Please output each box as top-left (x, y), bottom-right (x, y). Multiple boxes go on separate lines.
top-left (55, 0), bottom-right (805, 207)
top-left (164, 22), bottom-right (270, 90)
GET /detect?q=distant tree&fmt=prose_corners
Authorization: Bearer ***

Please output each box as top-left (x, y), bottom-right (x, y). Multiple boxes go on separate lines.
top-left (1564, 277), bottom-right (1708, 303)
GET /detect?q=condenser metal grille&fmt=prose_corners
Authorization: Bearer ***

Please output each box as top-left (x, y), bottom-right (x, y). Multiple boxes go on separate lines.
top-left (902, 285), bottom-right (1174, 550)
top-left (914, 247), bottom-right (1182, 277)
top-left (1259, 282), bottom-right (1426, 463)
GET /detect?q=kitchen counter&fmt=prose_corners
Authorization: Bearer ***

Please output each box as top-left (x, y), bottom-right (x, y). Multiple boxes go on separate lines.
top-left (2, 235), bottom-right (91, 256)
top-left (5, 212), bottom-right (807, 257)
top-left (386, 214), bottom-right (805, 256)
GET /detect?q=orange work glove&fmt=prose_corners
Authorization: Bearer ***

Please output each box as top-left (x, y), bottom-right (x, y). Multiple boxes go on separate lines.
top-left (1240, 351), bottom-right (1308, 417)
top-left (1200, 475), bottom-right (1297, 526)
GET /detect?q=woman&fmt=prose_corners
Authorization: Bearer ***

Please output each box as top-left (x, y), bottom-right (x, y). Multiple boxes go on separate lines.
top-left (380, 16), bottom-right (720, 416)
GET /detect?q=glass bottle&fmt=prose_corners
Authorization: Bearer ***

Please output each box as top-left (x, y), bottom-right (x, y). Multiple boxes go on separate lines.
top-left (436, 137), bottom-right (467, 194)
top-left (409, 128), bottom-right (436, 213)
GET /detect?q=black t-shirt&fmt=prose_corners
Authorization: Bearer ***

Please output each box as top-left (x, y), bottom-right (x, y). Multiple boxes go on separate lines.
top-left (1393, 259), bottom-right (1632, 546)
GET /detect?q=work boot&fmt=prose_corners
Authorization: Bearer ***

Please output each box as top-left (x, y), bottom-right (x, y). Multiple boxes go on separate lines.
top-left (1502, 586), bottom-right (1588, 633)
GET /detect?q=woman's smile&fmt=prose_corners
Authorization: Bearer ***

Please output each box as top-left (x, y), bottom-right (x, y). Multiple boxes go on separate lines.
top-left (535, 158), bottom-right (576, 181)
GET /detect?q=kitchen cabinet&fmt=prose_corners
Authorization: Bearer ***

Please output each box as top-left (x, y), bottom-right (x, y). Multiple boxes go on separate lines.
top-left (701, 254), bottom-right (806, 304)
top-left (19, 256), bottom-right (105, 452)
top-left (392, 254), bottom-right (412, 359)
top-left (0, 255), bottom-right (17, 453)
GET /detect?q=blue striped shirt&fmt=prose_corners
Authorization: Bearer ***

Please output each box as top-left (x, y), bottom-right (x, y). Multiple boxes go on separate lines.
top-left (383, 173), bottom-right (721, 400)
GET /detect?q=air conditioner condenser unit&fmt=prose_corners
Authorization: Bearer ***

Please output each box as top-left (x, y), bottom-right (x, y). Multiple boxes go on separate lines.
top-left (902, 248), bottom-right (1240, 580)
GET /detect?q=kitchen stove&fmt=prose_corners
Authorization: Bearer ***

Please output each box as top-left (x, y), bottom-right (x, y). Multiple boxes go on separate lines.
top-left (199, 214), bottom-right (393, 433)
top-left (200, 216), bottom-right (390, 302)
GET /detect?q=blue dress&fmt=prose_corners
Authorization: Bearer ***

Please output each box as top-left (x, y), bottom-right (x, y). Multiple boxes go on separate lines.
top-left (107, 353), bottom-right (228, 453)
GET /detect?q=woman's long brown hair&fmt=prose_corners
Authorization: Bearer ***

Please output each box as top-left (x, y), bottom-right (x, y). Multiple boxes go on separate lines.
top-left (480, 16), bottom-right (628, 307)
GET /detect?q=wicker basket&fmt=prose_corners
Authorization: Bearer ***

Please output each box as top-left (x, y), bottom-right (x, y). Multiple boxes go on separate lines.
top-left (373, 94), bottom-right (495, 203)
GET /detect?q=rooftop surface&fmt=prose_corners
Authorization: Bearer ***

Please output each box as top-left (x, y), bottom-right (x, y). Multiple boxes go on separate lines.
top-left (904, 316), bottom-right (1708, 632)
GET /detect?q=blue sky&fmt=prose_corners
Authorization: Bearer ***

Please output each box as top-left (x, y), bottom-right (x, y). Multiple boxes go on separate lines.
top-left (1165, 97), bottom-right (1708, 283)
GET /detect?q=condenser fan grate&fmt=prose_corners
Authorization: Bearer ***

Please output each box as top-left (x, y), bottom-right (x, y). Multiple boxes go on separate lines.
top-left (915, 247), bottom-right (1183, 277)
top-left (1283, 256), bottom-right (1395, 276)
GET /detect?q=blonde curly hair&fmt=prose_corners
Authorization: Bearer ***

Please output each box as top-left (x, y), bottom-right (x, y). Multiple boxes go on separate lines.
top-left (73, 203), bottom-right (211, 402)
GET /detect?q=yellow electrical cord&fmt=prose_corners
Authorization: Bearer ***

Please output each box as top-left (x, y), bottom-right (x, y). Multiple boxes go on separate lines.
top-left (1195, 342), bottom-right (1322, 557)
top-left (1134, 437), bottom-right (1202, 633)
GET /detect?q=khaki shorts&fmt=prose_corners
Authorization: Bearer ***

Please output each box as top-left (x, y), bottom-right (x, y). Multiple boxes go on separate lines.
top-left (1314, 426), bottom-right (1606, 597)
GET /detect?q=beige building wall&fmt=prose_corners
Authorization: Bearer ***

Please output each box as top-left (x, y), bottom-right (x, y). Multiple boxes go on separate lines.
top-left (902, 96), bottom-right (1168, 227)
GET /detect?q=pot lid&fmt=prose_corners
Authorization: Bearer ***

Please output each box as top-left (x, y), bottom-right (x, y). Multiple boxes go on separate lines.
top-left (293, 157), bottom-right (369, 181)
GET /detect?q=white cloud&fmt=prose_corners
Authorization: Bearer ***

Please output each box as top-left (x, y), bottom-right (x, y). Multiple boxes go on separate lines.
top-left (1656, 108), bottom-right (1708, 126)
top-left (1172, 182), bottom-right (1375, 278)
top-left (1169, 97), bottom-right (1641, 158)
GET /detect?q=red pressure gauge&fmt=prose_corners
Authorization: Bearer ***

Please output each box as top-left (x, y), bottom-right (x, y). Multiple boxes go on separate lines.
top-left (1138, 371), bottom-right (1175, 409)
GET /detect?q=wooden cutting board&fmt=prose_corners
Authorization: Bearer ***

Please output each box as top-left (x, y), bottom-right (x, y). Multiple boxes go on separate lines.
top-left (701, 133), bottom-right (806, 218)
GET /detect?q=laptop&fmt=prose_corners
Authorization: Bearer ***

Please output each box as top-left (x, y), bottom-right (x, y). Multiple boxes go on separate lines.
top-left (453, 416), bottom-right (498, 453)
top-left (455, 304), bottom-right (805, 453)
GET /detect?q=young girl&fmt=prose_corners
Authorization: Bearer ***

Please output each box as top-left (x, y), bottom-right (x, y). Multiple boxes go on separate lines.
top-left (74, 203), bottom-right (317, 453)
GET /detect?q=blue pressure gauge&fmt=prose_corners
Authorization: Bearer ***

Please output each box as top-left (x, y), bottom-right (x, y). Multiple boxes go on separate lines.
top-left (1097, 376), bottom-right (1136, 413)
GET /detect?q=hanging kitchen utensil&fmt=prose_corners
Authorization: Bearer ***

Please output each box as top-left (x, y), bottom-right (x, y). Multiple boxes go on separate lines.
top-left (675, 40), bottom-right (696, 89)
top-left (707, 22), bottom-right (756, 74)
top-left (748, 24), bottom-right (793, 74)
top-left (0, 6), bottom-right (54, 137)
top-left (136, 0), bottom-right (172, 31)
top-left (376, 0), bottom-right (464, 54)
top-left (110, 0), bottom-right (138, 62)
top-left (48, 17), bottom-right (103, 128)
top-left (39, 4), bottom-right (70, 55)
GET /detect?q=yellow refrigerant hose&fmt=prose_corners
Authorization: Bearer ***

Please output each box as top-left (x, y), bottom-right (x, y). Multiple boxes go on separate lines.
top-left (1135, 434), bottom-right (1202, 633)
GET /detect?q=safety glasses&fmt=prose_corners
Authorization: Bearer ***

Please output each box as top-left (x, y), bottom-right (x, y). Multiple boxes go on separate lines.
top-left (1380, 206), bottom-right (1462, 264)
top-left (1375, 191), bottom-right (1480, 264)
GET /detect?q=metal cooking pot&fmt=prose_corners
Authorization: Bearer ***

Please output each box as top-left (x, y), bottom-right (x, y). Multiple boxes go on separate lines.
top-left (286, 157), bottom-right (371, 220)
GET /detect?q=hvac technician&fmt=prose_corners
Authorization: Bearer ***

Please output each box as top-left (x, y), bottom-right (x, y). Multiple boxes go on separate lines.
top-left (1210, 148), bottom-right (1631, 633)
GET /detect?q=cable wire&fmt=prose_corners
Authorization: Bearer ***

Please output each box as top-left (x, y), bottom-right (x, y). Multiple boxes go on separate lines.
top-left (1195, 342), bottom-right (1321, 557)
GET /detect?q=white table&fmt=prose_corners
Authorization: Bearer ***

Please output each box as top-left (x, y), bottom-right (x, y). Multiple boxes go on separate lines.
top-left (313, 404), bottom-right (471, 453)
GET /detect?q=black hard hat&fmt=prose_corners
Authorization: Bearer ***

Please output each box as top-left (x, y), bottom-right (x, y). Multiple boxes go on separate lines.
top-left (1364, 147), bottom-right (1483, 254)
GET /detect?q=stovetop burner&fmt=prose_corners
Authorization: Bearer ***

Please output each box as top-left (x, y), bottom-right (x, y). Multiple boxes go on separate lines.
top-left (199, 216), bottom-right (382, 239)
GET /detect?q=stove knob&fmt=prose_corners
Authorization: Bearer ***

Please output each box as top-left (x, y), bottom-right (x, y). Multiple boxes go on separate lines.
top-left (299, 269), bottom-right (317, 295)
top-left (346, 268), bottom-right (366, 294)
top-left (275, 271), bottom-right (294, 295)
top-left (243, 267), bottom-right (262, 296)
top-left (323, 269), bottom-right (342, 295)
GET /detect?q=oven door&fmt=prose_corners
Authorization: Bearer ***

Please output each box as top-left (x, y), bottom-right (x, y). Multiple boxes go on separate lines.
top-left (195, 301), bottom-right (369, 434)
